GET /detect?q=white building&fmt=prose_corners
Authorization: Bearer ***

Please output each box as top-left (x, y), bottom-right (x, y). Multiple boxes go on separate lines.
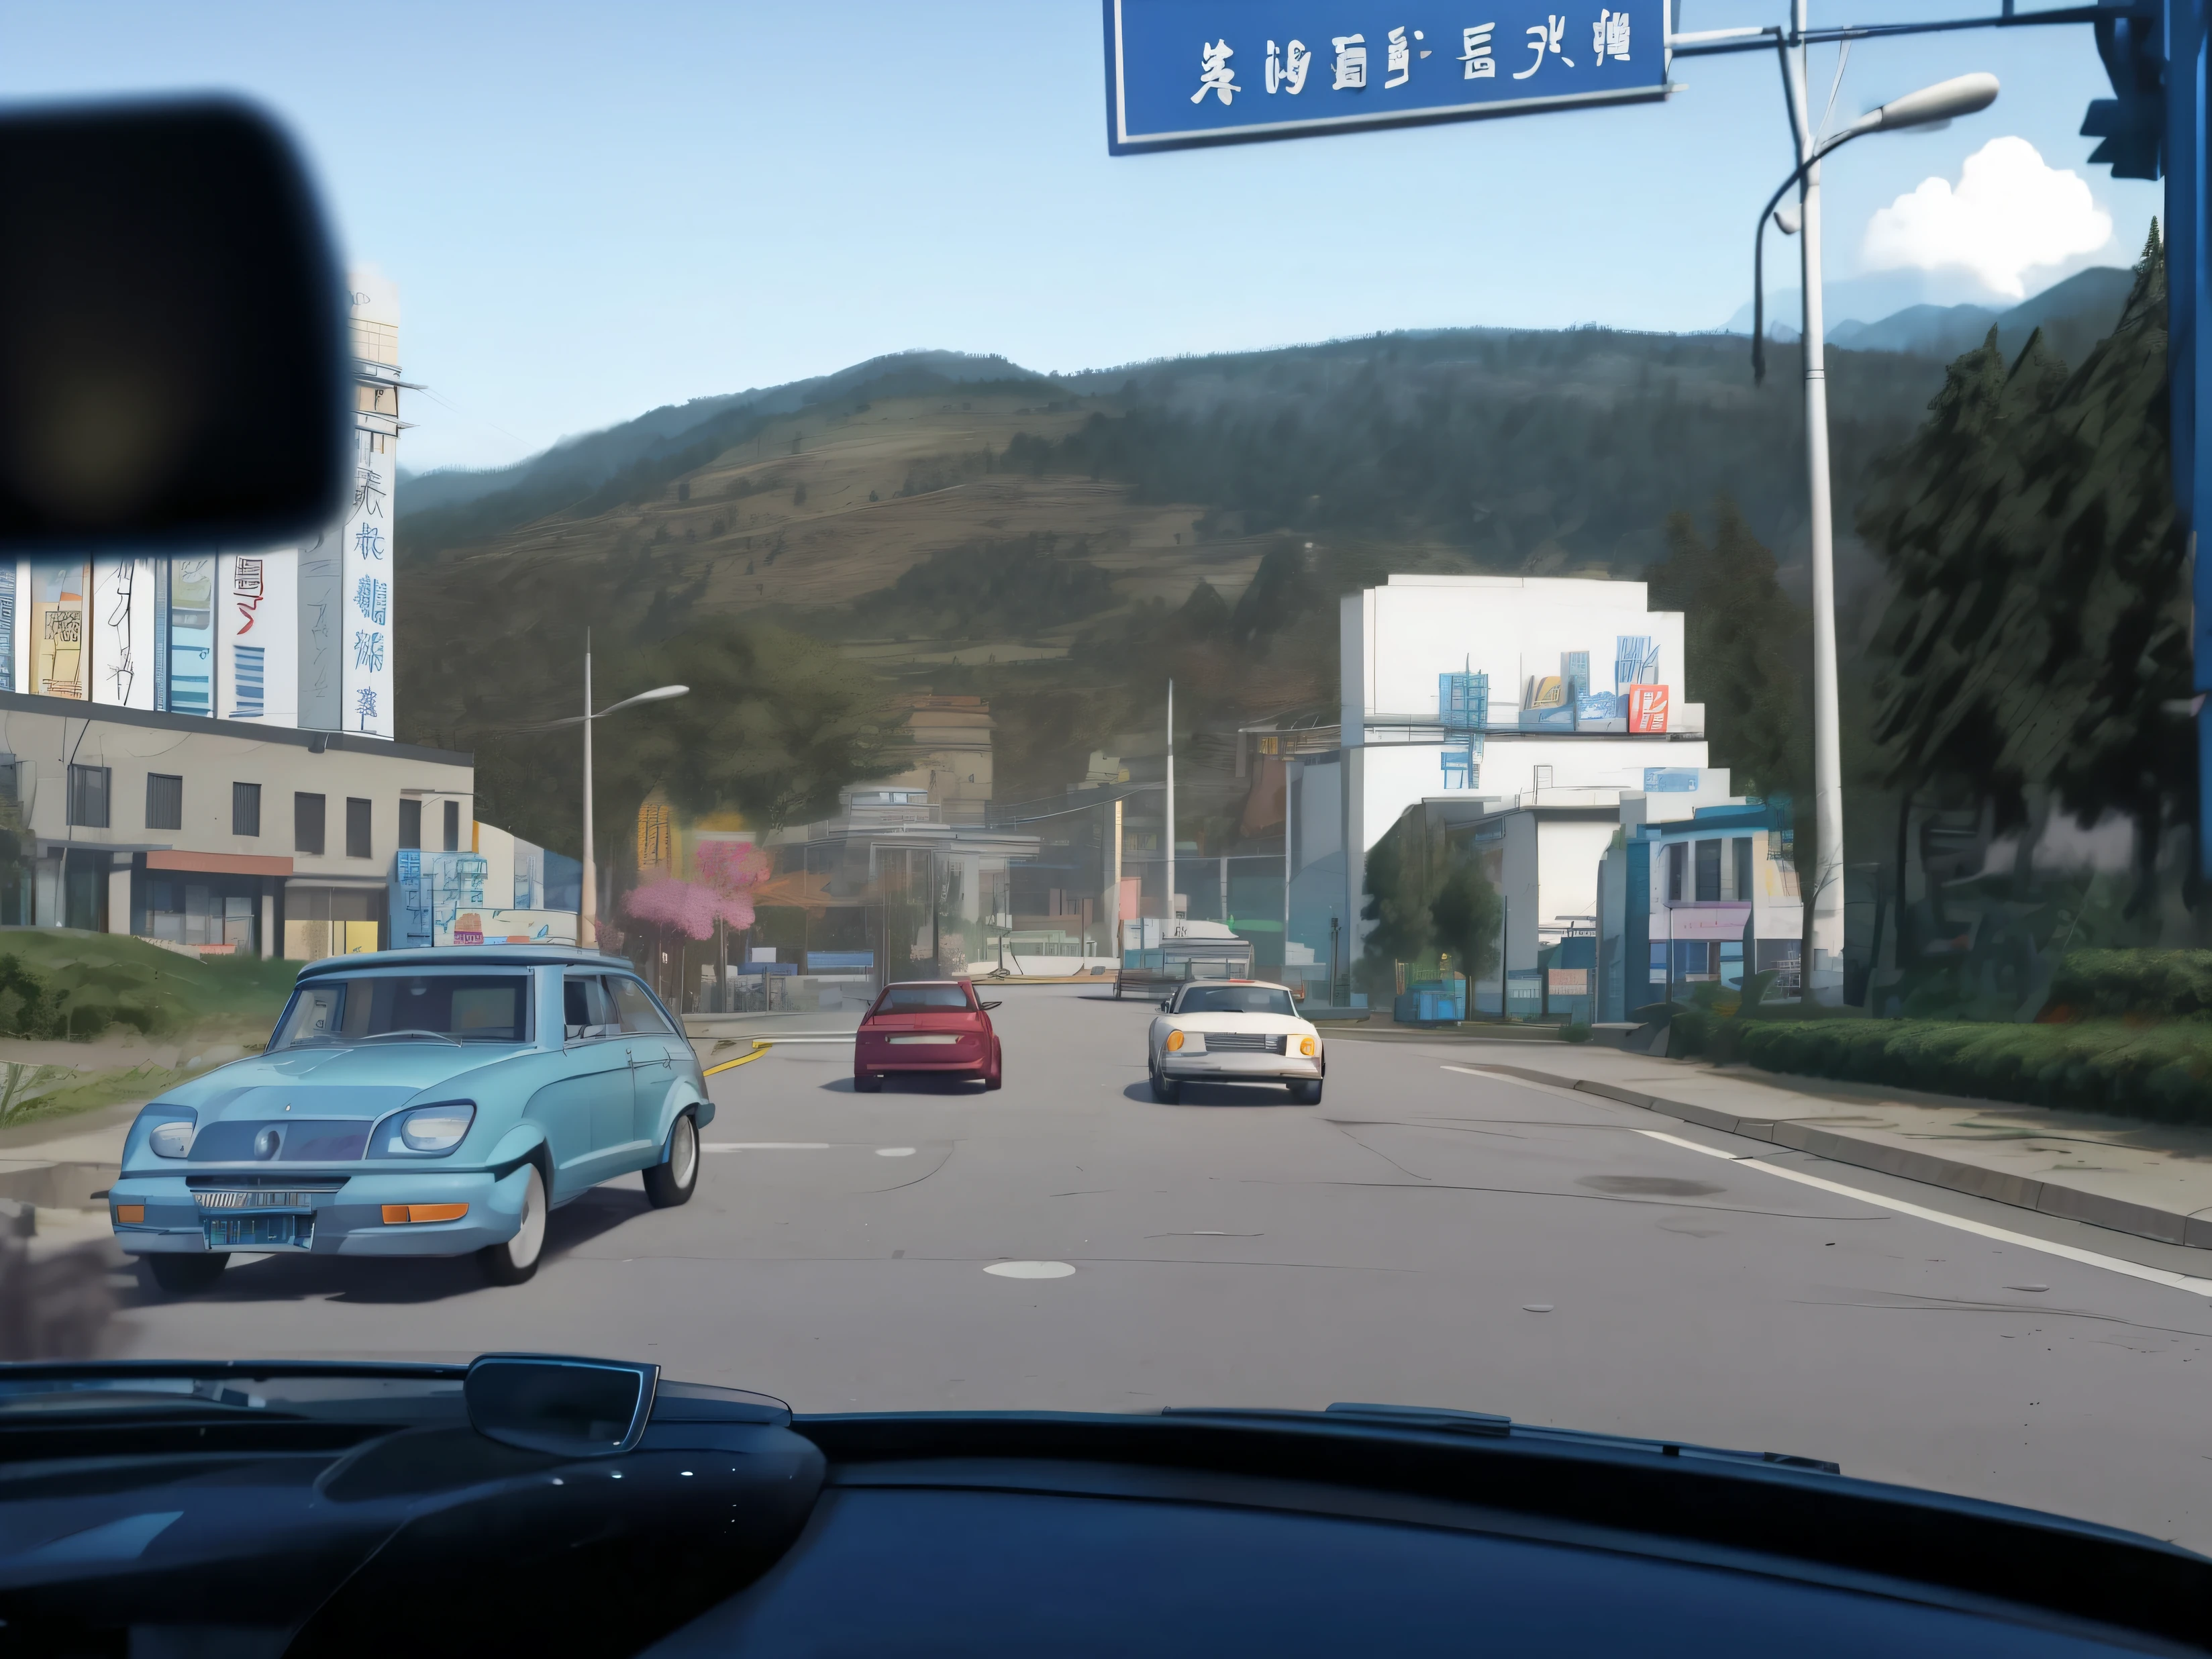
top-left (1289, 575), bottom-right (1715, 1005)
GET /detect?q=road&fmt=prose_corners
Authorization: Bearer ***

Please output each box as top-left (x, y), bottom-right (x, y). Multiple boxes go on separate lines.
top-left (117, 985), bottom-right (2212, 1552)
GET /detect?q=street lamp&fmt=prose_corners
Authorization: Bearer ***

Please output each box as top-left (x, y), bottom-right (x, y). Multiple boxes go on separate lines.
top-left (1750, 44), bottom-right (1997, 1004)
top-left (525, 634), bottom-right (688, 949)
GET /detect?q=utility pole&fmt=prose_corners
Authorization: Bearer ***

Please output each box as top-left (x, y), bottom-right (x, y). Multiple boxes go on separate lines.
top-left (1164, 679), bottom-right (1176, 927)
top-left (1789, 0), bottom-right (1846, 1007)
top-left (580, 632), bottom-right (596, 949)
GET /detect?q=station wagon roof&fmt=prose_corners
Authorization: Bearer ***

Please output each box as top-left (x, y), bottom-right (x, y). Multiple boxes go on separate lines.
top-left (295, 946), bottom-right (635, 978)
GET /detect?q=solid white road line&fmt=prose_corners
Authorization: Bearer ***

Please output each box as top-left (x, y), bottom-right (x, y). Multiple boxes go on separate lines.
top-left (1636, 1129), bottom-right (2212, 1298)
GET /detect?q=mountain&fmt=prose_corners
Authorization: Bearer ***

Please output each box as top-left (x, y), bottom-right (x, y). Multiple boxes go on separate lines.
top-left (1728, 266), bottom-right (2134, 368)
top-left (397, 350), bottom-right (1054, 538)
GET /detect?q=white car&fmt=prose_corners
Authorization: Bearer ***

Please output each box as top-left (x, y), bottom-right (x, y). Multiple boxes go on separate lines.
top-left (1146, 980), bottom-right (1324, 1104)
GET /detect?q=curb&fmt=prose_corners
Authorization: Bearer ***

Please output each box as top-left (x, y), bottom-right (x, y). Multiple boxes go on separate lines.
top-left (1469, 1062), bottom-right (2212, 1254)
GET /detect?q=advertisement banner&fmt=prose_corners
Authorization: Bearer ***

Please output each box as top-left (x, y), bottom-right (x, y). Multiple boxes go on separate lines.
top-left (436, 908), bottom-right (579, 948)
top-left (297, 532), bottom-right (340, 730)
top-left (163, 557), bottom-right (216, 716)
top-left (30, 558), bottom-right (87, 701)
top-left (0, 560), bottom-right (16, 693)
top-left (1548, 968), bottom-right (1589, 996)
top-left (1627, 683), bottom-right (1670, 733)
top-left (1667, 903), bottom-right (1751, 939)
top-left (91, 556), bottom-right (156, 709)
top-left (338, 432), bottom-right (395, 738)
top-left (219, 551), bottom-right (299, 722)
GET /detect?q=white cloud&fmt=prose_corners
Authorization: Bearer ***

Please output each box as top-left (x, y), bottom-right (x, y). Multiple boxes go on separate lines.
top-left (1860, 137), bottom-right (2112, 301)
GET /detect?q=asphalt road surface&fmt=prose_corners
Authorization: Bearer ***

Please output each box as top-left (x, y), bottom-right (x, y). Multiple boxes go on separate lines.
top-left (115, 986), bottom-right (2212, 1552)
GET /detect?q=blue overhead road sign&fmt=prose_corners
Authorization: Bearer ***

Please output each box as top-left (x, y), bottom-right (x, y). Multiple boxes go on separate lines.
top-left (1104, 1), bottom-right (1670, 154)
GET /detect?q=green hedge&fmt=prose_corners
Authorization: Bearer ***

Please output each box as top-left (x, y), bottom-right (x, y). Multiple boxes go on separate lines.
top-left (2044, 950), bottom-right (2212, 1021)
top-left (1679, 1015), bottom-right (2212, 1123)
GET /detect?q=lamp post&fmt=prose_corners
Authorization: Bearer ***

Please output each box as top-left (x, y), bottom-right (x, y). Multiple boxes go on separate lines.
top-left (530, 634), bottom-right (688, 950)
top-left (1752, 50), bottom-right (1998, 1003)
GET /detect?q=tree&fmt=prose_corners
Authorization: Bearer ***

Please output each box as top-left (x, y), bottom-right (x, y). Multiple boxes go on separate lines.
top-left (1858, 225), bottom-right (2187, 914)
top-left (1429, 860), bottom-right (1502, 987)
top-left (601, 619), bottom-right (895, 833)
top-left (1359, 825), bottom-right (1432, 966)
top-left (1644, 495), bottom-right (1809, 802)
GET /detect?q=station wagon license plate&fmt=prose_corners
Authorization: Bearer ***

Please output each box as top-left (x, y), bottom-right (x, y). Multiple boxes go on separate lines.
top-left (204, 1213), bottom-right (312, 1250)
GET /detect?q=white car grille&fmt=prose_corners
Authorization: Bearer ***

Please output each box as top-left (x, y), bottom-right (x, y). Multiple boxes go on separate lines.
top-left (1203, 1033), bottom-right (1287, 1054)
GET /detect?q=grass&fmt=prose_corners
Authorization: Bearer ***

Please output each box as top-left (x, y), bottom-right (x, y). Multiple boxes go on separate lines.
top-left (0, 931), bottom-right (299, 1133)
top-left (0, 929), bottom-right (298, 1042)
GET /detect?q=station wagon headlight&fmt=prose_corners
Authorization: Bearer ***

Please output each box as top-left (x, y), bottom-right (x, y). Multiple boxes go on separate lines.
top-left (1300, 1037), bottom-right (1317, 1056)
top-left (147, 1117), bottom-right (195, 1158)
top-left (380, 1102), bottom-right (475, 1156)
top-left (1165, 1030), bottom-right (1186, 1052)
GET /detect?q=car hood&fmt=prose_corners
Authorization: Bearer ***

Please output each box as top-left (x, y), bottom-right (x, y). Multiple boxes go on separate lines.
top-left (156, 1042), bottom-right (527, 1121)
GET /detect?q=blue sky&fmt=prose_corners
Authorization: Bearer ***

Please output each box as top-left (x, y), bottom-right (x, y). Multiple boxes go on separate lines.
top-left (1, 1), bottom-right (2162, 472)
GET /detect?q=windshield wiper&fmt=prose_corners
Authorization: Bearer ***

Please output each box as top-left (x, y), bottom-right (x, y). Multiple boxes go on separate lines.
top-left (1162, 1403), bottom-right (1839, 1474)
top-left (354, 1029), bottom-right (464, 1047)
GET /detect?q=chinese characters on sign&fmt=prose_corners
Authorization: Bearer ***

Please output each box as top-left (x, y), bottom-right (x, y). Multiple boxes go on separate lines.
top-left (1109, 3), bottom-right (1662, 154)
top-left (338, 430), bottom-right (395, 738)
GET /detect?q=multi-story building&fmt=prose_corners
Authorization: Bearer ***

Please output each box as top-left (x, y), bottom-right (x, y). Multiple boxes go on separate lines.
top-left (1284, 574), bottom-right (1715, 1005)
top-left (0, 272), bottom-right (489, 956)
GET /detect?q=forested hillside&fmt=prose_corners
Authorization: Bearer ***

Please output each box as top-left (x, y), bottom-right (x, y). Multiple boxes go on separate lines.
top-left (395, 279), bottom-right (2133, 873)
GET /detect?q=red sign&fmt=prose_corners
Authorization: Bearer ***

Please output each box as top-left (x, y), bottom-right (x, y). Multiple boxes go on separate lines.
top-left (1627, 685), bottom-right (1670, 733)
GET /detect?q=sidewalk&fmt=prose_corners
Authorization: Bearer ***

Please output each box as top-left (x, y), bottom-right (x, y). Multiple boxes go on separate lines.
top-left (1448, 1042), bottom-right (2212, 1252)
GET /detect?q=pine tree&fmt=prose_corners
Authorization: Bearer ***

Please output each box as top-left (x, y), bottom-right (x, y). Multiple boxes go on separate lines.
top-left (1858, 224), bottom-right (2186, 909)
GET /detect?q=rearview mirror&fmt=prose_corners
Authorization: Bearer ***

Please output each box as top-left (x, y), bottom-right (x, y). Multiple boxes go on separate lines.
top-left (0, 97), bottom-right (348, 552)
top-left (978, 1000), bottom-right (1002, 1011)
top-left (465, 1354), bottom-right (658, 1459)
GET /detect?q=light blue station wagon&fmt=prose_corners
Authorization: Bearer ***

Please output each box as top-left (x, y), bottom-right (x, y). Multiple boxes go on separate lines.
top-left (109, 946), bottom-right (713, 1293)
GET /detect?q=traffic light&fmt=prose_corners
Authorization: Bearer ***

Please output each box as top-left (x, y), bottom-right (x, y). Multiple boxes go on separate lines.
top-left (2080, 0), bottom-right (2166, 179)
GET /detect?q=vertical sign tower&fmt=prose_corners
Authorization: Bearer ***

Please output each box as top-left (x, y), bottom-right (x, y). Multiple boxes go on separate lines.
top-left (337, 272), bottom-right (400, 739)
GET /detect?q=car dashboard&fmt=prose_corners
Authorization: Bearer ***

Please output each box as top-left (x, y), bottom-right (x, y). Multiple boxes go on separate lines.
top-left (0, 1366), bottom-right (2201, 1658)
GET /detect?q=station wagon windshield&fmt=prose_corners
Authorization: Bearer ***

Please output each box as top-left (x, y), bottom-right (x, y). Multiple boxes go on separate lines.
top-left (274, 974), bottom-right (534, 1049)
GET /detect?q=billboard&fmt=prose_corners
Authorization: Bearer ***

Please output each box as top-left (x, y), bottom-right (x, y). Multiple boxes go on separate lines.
top-left (297, 531), bottom-right (341, 730)
top-left (1103, 0), bottom-right (1668, 153)
top-left (1627, 683), bottom-right (1670, 733)
top-left (219, 552), bottom-right (298, 722)
top-left (30, 558), bottom-right (87, 701)
top-left (162, 556), bottom-right (217, 716)
top-left (338, 431), bottom-right (395, 738)
top-left (91, 557), bottom-right (156, 709)
top-left (0, 561), bottom-right (16, 693)
top-left (437, 908), bottom-right (579, 948)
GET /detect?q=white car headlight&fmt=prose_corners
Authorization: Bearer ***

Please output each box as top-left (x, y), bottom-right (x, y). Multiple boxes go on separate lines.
top-left (147, 1119), bottom-right (194, 1158)
top-left (386, 1102), bottom-right (475, 1155)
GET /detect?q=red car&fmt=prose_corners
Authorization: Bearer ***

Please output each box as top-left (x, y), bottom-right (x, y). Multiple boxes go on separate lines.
top-left (854, 979), bottom-right (1003, 1092)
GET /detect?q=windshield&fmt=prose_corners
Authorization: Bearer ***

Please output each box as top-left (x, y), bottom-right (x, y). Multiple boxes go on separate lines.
top-left (13, 3), bottom-right (2210, 1564)
top-left (274, 974), bottom-right (534, 1048)
top-left (1176, 986), bottom-right (1296, 1017)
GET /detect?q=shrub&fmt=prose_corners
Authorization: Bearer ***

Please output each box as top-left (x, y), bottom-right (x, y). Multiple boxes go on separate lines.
top-left (1689, 1016), bottom-right (2212, 1124)
top-left (2044, 950), bottom-right (2212, 1022)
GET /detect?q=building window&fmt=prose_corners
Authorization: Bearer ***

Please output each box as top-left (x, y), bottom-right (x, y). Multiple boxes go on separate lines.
top-left (233, 782), bottom-right (261, 838)
top-left (1731, 836), bottom-right (1754, 903)
top-left (146, 772), bottom-right (183, 832)
top-left (1664, 841), bottom-right (1685, 903)
top-left (1695, 838), bottom-right (1721, 903)
top-left (295, 792), bottom-right (326, 856)
top-left (1531, 765), bottom-right (1554, 791)
top-left (442, 799), bottom-right (460, 852)
top-left (399, 798), bottom-right (421, 850)
top-left (66, 764), bottom-right (110, 829)
top-left (346, 797), bottom-right (372, 859)
top-left (0, 757), bottom-right (17, 803)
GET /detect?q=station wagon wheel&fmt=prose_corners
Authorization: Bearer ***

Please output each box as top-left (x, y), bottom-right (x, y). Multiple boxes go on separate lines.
top-left (644, 1111), bottom-right (699, 1208)
top-left (479, 1164), bottom-right (547, 1286)
top-left (145, 1252), bottom-right (228, 1295)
